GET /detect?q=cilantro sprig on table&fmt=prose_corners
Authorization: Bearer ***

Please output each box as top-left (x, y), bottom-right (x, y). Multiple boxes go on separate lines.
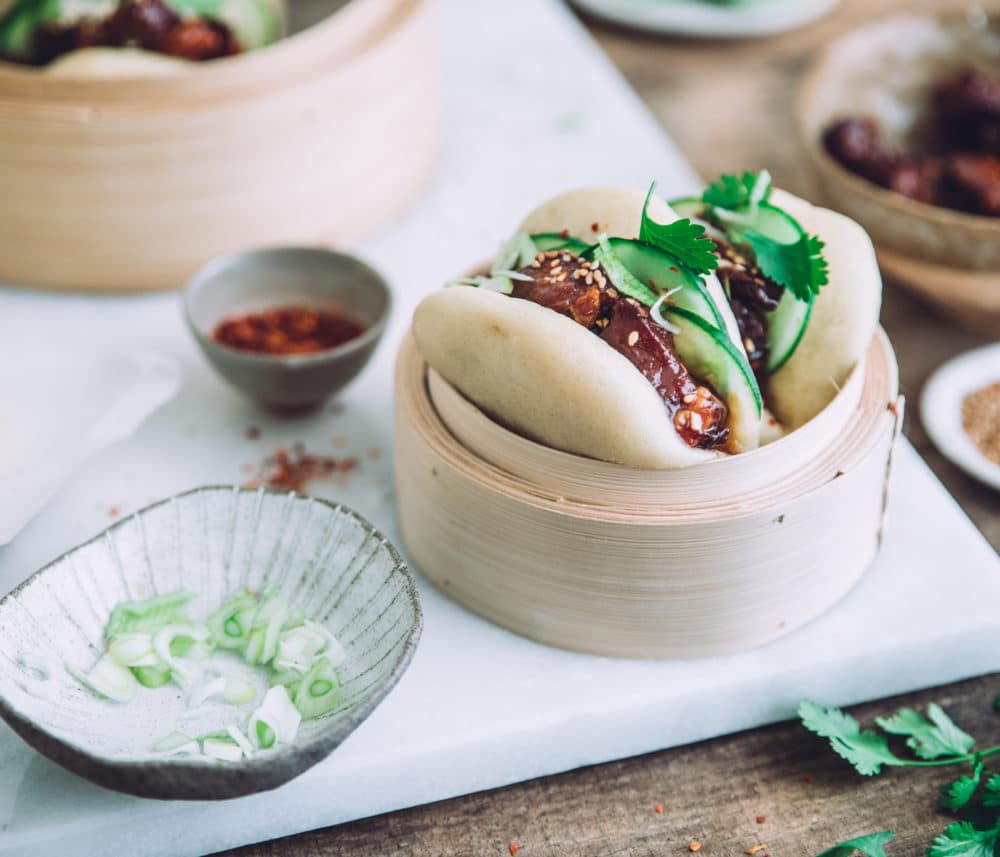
top-left (639, 182), bottom-right (719, 276)
top-left (801, 696), bottom-right (1000, 857)
top-left (700, 170), bottom-right (829, 303)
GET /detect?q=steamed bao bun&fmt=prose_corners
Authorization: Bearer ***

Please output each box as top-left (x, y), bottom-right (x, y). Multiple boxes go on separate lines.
top-left (412, 186), bottom-right (881, 469)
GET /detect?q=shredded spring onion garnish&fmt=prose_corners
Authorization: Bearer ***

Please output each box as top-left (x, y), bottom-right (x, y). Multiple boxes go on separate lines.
top-left (650, 292), bottom-right (683, 334)
top-left (68, 588), bottom-right (347, 764)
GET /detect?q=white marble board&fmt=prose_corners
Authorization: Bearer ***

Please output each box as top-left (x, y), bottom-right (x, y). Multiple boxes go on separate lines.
top-left (0, 0), bottom-right (998, 855)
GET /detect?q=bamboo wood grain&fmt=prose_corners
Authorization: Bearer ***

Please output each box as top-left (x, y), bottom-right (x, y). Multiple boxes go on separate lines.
top-left (0, 0), bottom-right (437, 292)
top-left (394, 329), bottom-right (900, 659)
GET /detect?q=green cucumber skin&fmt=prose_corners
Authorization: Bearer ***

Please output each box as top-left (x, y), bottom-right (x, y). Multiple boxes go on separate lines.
top-left (530, 233), bottom-right (591, 255)
top-left (580, 237), bottom-right (727, 330)
top-left (658, 304), bottom-right (763, 416)
top-left (670, 195), bottom-right (814, 375)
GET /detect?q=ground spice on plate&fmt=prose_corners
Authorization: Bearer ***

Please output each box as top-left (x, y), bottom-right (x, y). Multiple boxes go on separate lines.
top-left (962, 381), bottom-right (1000, 466)
top-left (245, 444), bottom-right (359, 493)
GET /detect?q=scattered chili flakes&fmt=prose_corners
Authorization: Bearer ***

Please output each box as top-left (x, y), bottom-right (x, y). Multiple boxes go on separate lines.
top-left (245, 426), bottom-right (261, 440)
top-left (366, 447), bottom-right (382, 461)
top-left (509, 842), bottom-right (520, 856)
top-left (655, 804), bottom-right (664, 814)
top-left (756, 816), bottom-right (766, 824)
top-left (108, 506), bottom-right (120, 518)
top-left (590, 221), bottom-right (600, 233)
top-left (245, 444), bottom-right (359, 493)
top-left (746, 845), bottom-right (766, 855)
top-left (804, 772), bottom-right (816, 784)
top-left (689, 841), bottom-right (702, 852)
top-left (333, 436), bottom-right (349, 449)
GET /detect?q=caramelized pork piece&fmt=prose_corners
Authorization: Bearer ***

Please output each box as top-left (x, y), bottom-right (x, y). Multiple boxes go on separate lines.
top-left (512, 251), bottom-right (729, 450)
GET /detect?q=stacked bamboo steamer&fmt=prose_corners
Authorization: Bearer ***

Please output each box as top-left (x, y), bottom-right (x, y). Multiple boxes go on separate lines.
top-left (395, 328), bottom-right (901, 659)
top-left (0, 0), bottom-right (435, 291)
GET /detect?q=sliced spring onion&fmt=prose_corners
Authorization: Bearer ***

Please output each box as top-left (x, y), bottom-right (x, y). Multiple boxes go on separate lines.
top-left (250, 686), bottom-right (301, 749)
top-left (67, 655), bottom-right (138, 703)
top-left (202, 737), bottom-right (243, 762)
top-left (188, 675), bottom-right (226, 708)
top-left (133, 663), bottom-right (172, 688)
top-left (226, 724), bottom-right (254, 758)
top-left (293, 657), bottom-right (341, 720)
top-left (269, 668), bottom-right (303, 699)
top-left (304, 621), bottom-right (346, 667)
top-left (104, 591), bottom-right (195, 640)
top-left (275, 623), bottom-right (327, 673)
top-left (207, 592), bottom-right (258, 650)
top-left (224, 676), bottom-right (257, 706)
top-left (244, 627), bottom-right (267, 666)
top-left (107, 633), bottom-right (155, 668)
top-left (153, 731), bottom-right (199, 755)
top-left (650, 293), bottom-right (682, 334)
top-left (153, 624), bottom-right (211, 687)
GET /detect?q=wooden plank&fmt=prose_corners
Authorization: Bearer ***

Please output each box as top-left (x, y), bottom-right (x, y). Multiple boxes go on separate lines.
top-left (217, 673), bottom-right (1000, 856)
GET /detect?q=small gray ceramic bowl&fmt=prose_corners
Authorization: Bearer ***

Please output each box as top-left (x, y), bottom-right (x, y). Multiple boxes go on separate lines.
top-left (184, 247), bottom-right (392, 409)
top-left (0, 486), bottom-right (422, 801)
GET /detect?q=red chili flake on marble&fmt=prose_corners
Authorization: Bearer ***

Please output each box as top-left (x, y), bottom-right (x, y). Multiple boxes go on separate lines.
top-left (366, 447), bottom-right (381, 461)
top-left (655, 804), bottom-right (664, 813)
top-left (756, 816), bottom-right (766, 824)
top-left (333, 436), bottom-right (349, 449)
top-left (108, 506), bottom-right (120, 518)
top-left (212, 306), bottom-right (364, 356)
top-left (246, 444), bottom-right (359, 493)
top-left (245, 426), bottom-right (261, 440)
top-left (804, 773), bottom-right (815, 784)
top-left (509, 842), bottom-right (520, 856)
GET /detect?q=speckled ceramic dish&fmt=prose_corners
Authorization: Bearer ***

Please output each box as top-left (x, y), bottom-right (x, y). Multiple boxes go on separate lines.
top-left (184, 247), bottom-right (392, 410)
top-left (0, 486), bottom-right (422, 800)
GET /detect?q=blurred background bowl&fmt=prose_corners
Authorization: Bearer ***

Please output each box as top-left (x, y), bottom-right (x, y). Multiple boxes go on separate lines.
top-left (796, 8), bottom-right (1000, 336)
top-left (184, 247), bottom-right (391, 410)
top-left (0, 0), bottom-right (436, 292)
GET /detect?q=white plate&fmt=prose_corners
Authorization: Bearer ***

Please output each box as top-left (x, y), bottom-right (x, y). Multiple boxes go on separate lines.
top-left (921, 342), bottom-right (1000, 492)
top-left (0, 349), bottom-right (180, 544)
top-left (571, 0), bottom-right (841, 38)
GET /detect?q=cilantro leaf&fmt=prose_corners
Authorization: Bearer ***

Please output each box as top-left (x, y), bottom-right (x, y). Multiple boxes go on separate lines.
top-left (799, 701), bottom-right (905, 776)
top-left (941, 763), bottom-right (983, 811)
top-left (979, 773), bottom-right (1000, 808)
top-left (640, 182), bottom-right (718, 275)
top-left (702, 170), bottom-right (772, 211)
top-left (927, 822), bottom-right (998, 857)
top-left (815, 831), bottom-right (895, 857)
top-left (876, 705), bottom-right (975, 760)
top-left (741, 230), bottom-right (827, 303)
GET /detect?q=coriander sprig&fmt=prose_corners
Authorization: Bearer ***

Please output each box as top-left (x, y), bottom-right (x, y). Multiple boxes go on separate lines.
top-left (802, 696), bottom-right (1000, 857)
top-left (640, 182), bottom-right (719, 276)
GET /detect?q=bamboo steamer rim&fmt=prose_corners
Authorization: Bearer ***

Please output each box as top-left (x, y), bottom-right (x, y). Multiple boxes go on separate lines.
top-left (395, 327), bottom-right (901, 526)
top-left (0, 0), bottom-right (412, 112)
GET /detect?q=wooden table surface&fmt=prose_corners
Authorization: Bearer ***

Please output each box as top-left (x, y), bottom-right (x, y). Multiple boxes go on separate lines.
top-left (220, 1), bottom-right (998, 854)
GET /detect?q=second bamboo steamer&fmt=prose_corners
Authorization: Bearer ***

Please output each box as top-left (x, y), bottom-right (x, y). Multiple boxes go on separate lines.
top-left (0, 0), bottom-right (436, 291)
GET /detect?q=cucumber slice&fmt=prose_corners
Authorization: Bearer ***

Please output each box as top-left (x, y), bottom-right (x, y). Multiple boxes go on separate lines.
top-left (671, 196), bottom-right (814, 375)
top-left (658, 305), bottom-right (762, 418)
top-left (765, 290), bottom-right (813, 373)
top-left (593, 237), bottom-right (729, 331)
top-left (530, 233), bottom-right (591, 255)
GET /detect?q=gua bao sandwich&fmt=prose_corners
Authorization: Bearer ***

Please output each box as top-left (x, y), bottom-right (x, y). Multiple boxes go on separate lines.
top-left (413, 172), bottom-right (882, 469)
top-left (0, 0), bottom-right (284, 73)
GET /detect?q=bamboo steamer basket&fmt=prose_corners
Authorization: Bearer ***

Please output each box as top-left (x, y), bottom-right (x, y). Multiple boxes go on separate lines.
top-left (0, 0), bottom-right (436, 292)
top-left (395, 329), bottom-right (902, 659)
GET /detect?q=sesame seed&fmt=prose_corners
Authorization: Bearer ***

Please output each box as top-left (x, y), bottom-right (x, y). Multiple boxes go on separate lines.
top-left (683, 393), bottom-right (696, 404)
top-left (561, 253), bottom-right (572, 263)
top-left (585, 274), bottom-right (594, 285)
top-left (573, 269), bottom-right (586, 279)
top-left (677, 410), bottom-right (691, 427)
top-left (530, 260), bottom-right (541, 268)
top-left (690, 412), bottom-right (704, 432)
top-left (744, 338), bottom-right (755, 352)
top-left (606, 287), bottom-right (618, 299)
top-left (557, 273), bottom-right (567, 281)
top-left (627, 331), bottom-right (639, 346)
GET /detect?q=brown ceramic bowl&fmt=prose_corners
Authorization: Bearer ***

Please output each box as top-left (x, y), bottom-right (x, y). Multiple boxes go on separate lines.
top-left (796, 8), bottom-right (1000, 335)
top-left (184, 247), bottom-right (391, 409)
